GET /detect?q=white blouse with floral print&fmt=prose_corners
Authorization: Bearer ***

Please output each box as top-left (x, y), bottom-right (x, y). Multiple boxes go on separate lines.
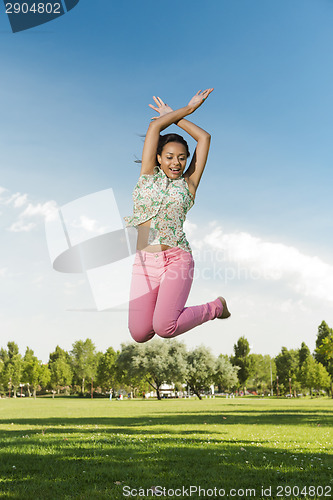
top-left (124, 166), bottom-right (195, 253)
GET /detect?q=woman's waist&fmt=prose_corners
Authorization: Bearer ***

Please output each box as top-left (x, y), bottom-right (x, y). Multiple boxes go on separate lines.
top-left (136, 243), bottom-right (173, 253)
top-left (134, 245), bottom-right (193, 263)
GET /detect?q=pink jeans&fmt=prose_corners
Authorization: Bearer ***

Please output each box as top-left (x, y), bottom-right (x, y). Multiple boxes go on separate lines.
top-left (128, 246), bottom-right (223, 343)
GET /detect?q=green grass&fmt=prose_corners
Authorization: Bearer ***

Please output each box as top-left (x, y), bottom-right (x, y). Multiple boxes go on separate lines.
top-left (0, 397), bottom-right (332, 499)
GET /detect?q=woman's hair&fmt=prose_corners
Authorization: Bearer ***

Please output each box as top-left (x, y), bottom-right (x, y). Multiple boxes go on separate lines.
top-left (134, 133), bottom-right (190, 165)
top-left (156, 133), bottom-right (190, 165)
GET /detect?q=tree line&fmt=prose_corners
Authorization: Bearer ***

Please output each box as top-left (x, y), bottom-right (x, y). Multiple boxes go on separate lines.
top-left (0, 321), bottom-right (332, 400)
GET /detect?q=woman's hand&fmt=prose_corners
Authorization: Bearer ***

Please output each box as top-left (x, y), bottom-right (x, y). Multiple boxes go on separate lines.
top-left (188, 88), bottom-right (214, 112)
top-left (148, 96), bottom-right (173, 120)
top-left (149, 88), bottom-right (213, 121)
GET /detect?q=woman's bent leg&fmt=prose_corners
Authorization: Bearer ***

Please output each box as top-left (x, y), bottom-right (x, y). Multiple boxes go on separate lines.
top-left (128, 253), bottom-right (159, 343)
top-left (153, 249), bottom-right (223, 338)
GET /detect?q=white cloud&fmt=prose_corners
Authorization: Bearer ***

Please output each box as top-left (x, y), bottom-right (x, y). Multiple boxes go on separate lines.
top-left (70, 215), bottom-right (109, 235)
top-left (20, 201), bottom-right (58, 219)
top-left (183, 220), bottom-right (198, 238)
top-left (8, 220), bottom-right (37, 232)
top-left (198, 225), bottom-right (333, 303)
top-left (13, 194), bottom-right (28, 208)
top-left (0, 185), bottom-right (58, 232)
top-left (0, 191), bottom-right (28, 207)
top-left (6, 200), bottom-right (58, 232)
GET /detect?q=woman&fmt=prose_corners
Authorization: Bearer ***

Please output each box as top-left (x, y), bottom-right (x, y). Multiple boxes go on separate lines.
top-left (124, 88), bottom-right (230, 343)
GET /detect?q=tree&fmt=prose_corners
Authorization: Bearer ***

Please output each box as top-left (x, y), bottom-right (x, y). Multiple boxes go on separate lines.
top-left (298, 342), bottom-right (311, 368)
top-left (247, 354), bottom-right (276, 394)
top-left (70, 339), bottom-right (97, 394)
top-left (139, 340), bottom-right (187, 399)
top-left (37, 364), bottom-right (51, 395)
top-left (48, 346), bottom-right (73, 395)
top-left (23, 348), bottom-right (39, 397)
top-left (275, 347), bottom-right (299, 395)
top-left (230, 336), bottom-right (252, 393)
top-left (0, 342), bottom-right (23, 397)
top-left (315, 325), bottom-right (333, 398)
top-left (96, 347), bottom-right (120, 394)
top-left (214, 354), bottom-right (239, 392)
top-left (116, 343), bottom-right (147, 396)
top-left (312, 362), bottom-right (331, 393)
top-left (317, 336), bottom-right (333, 360)
top-left (298, 356), bottom-right (316, 396)
top-left (299, 356), bottom-right (330, 395)
top-left (186, 346), bottom-right (216, 400)
top-left (314, 321), bottom-right (333, 366)
top-left (117, 340), bottom-right (187, 400)
top-left (23, 348), bottom-right (51, 398)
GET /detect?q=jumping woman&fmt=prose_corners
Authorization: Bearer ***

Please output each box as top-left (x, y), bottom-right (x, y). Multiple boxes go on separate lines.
top-left (124, 88), bottom-right (230, 343)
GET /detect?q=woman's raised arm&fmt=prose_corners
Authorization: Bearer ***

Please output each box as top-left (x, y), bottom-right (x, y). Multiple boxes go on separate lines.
top-left (140, 89), bottom-right (213, 177)
top-left (149, 91), bottom-right (213, 194)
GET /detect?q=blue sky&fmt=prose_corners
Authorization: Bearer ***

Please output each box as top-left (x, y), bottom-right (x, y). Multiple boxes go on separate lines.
top-left (0, 0), bottom-right (333, 362)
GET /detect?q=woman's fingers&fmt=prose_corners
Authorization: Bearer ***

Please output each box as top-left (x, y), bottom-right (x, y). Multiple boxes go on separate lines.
top-left (201, 88), bottom-right (214, 100)
top-left (152, 96), bottom-right (168, 108)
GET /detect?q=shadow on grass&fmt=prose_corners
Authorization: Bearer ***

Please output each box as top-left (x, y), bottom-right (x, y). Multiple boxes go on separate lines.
top-left (0, 406), bottom-right (332, 431)
top-left (0, 434), bottom-right (332, 500)
top-left (0, 405), bottom-right (332, 499)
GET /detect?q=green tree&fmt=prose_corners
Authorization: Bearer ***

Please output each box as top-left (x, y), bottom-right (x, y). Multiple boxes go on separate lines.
top-left (214, 354), bottom-right (239, 392)
top-left (186, 346), bottom-right (216, 400)
top-left (23, 348), bottom-right (51, 398)
top-left (315, 326), bottom-right (333, 397)
top-left (118, 340), bottom-right (187, 400)
top-left (70, 339), bottom-right (97, 394)
top-left (116, 343), bottom-right (147, 397)
top-left (0, 342), bottom-right (23, 397)
top-left (37, 364), bottom-right (51, 395)
top-left (96, 347), bottom-right (120, 394)
top-left (231, 336), bottom-right (252, 393)
top-left (247, 354), bottom-right (276, 394)
top-left (140, 340), bottom-right (187, 400)
top-left (23, 348), bottom-right (39, 397)
top-left (275, 347), bottom-right (299, 395)
top-left (0, 358), bottom-right (3, 390)
top-left (299, 356), bottom-right (330, 395)
top-left (298, 342), bottom-right (311, 368)
top-left (316, 335), bottom-right (333, 360)
top-left (48, 346), bottom-right (73, 395)
top-left (314, 321), bottom-right (333, 366)
top-left (312, 362), bottom-right (331, 393)
top-left (299, 356), bottom-right (316, 395)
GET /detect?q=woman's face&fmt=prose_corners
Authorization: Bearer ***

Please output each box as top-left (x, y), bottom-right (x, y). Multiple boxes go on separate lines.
top-left (157, 142), bottom-right (187, 179)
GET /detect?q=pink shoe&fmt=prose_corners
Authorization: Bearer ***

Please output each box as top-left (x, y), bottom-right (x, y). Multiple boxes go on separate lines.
top-left (217, 296), bottom-right (231, 319)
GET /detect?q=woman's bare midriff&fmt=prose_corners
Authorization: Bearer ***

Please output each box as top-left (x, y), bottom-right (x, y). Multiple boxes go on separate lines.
top-left (136, 220), bottom-right (172, 252)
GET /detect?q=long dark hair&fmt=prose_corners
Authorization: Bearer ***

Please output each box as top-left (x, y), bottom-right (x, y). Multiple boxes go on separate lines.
top-left (135, 133), bottom-right (190, 165)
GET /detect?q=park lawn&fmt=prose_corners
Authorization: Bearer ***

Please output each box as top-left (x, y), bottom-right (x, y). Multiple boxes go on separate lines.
top-left (0, 398), bottom-right (332, 500)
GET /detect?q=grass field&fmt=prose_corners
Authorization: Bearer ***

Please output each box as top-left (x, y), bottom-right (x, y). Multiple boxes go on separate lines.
top-left (0, 397), bottom-right (332, 500)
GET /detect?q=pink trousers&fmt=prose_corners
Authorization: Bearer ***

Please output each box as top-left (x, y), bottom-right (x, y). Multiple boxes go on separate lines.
top-left (128, 246), bottom-right (223, 343)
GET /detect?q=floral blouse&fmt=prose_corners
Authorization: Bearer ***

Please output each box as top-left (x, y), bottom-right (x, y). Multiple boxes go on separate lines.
top-left (124, 166), bottom-right (195, 253)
